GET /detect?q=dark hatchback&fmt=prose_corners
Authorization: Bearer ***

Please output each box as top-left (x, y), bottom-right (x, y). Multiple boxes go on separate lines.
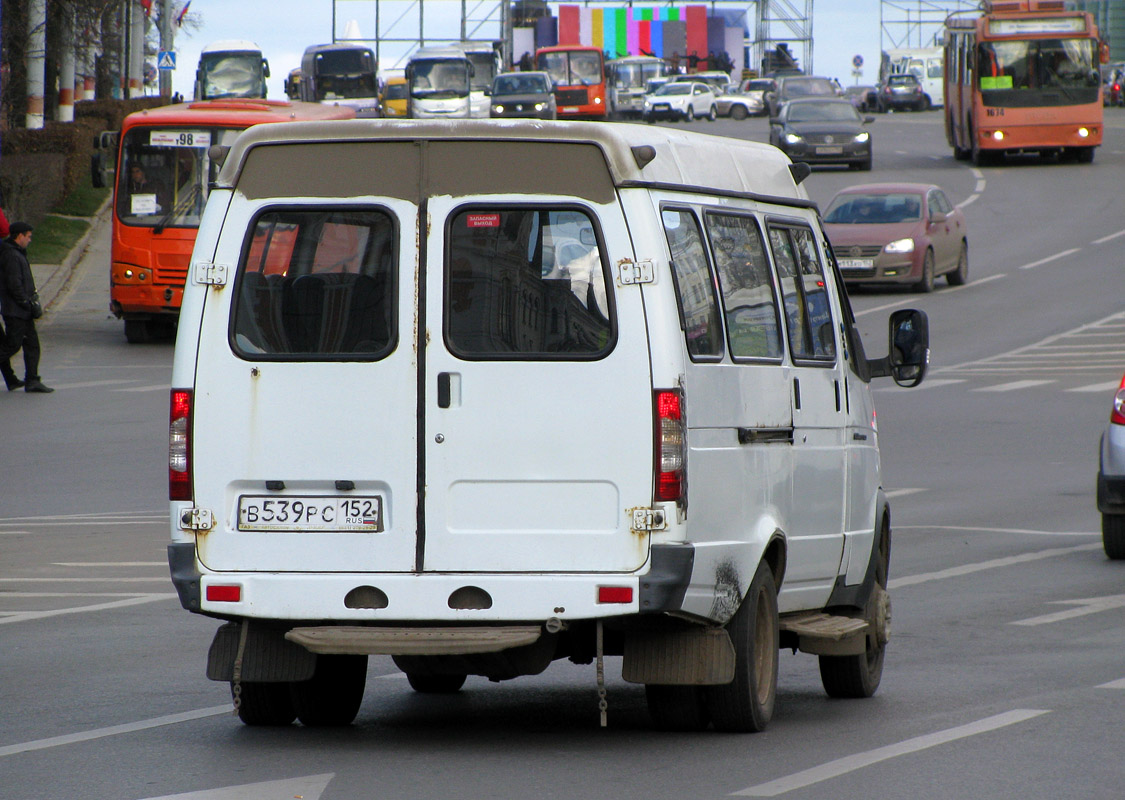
top-left (769, 97), bottom-right (873, 169)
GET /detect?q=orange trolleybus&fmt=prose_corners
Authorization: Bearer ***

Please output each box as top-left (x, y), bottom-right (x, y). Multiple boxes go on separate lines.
top-left (943, 0), bottom-right (1105, 166)
top-left (535, 45), bottom-right (608, 120)
top-left (107, 99), bottom-right (356, 342)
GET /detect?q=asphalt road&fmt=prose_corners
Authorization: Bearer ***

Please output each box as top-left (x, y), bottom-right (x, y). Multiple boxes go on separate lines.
top-left (2, 109), bottom-right (1124, 800)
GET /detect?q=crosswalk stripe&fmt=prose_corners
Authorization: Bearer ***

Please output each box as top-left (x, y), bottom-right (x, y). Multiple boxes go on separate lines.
top-left (1068, 381), bottom-right (1122, 393)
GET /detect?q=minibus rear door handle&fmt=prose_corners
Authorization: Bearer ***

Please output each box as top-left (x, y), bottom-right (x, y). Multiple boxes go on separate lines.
top-left (437, 372), bottom-right (451, 408)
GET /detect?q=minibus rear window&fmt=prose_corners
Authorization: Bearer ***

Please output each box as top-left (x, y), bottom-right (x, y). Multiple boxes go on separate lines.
top-left (445, 207), bottom-right (613, 359)
top-left (230, 208), bottom-right (397, 359)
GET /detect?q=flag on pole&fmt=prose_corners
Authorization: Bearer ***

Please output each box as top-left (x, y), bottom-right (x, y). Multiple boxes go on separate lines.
top-left (140, 0), bottom-right (152, 18)
top-left (176, 1), bottom-right (192, 26)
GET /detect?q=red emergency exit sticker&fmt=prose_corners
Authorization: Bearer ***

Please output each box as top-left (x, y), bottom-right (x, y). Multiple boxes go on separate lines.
top-left (466, 213), bottom-right (501, 228)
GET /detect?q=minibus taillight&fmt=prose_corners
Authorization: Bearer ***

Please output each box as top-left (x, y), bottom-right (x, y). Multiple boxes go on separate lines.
top-left (169, 389), bottom-right (193, 501)
top-left (655, 389), bottom-right (685, 503)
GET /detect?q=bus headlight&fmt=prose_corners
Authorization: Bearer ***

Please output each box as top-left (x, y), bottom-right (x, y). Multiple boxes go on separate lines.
top-left (1078, 127), bottom-right (1090, 138)
top-left (884, 238), bottom-right (915, 254)
top-left (594, 97), bottom-right (603, 104)
top-left (992, 130), bottom-right (1005, 141)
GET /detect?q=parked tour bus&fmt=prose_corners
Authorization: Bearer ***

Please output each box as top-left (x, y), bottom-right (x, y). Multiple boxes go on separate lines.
top-left (535, 44), bottom-right (608, 120)
top-left (606, 54), bottom-right (670, 119)
top-left (193, 40), bottom-right (270, 101)
top-left (298, 43), bottom-right (381, 117)
top-left (450, 41), bottom-right (501, 117)
top-left (406, 46), bottom-right (474, 118)
top-left (99, 99), bottom-right (356, 343)
top-left (944, 0), bottom-right (1104, 165)
top-left (284, 68), bottom-right (301, 100)
top-left (167, 118), bottom-right (930, 731)
top-left (882, 47), bottom-right (944, 109)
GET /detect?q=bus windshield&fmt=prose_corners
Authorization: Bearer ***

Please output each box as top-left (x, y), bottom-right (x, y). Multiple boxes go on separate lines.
top-left (977, 37), bottom-right (1099, 106)
top-left (312, 49), bottom-right (377, 100)
top-left (540, 51), bottom-right (603, 86)
top-left (411, 60), bottom-right (470, 98)
top-left (199, 52), bottom-right (266, 100)
top-left (116, 127), bottom-right (242, 229)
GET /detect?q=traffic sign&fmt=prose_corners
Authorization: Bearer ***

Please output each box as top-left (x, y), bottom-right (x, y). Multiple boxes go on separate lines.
top-left (158, 51), bottom-right (177, 70)
top-left (853, 54), bottom-right (864, 69)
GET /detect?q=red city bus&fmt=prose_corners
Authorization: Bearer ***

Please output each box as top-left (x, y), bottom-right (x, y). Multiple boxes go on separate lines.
top-left (535, 45), bottom-right (607, 120)
top-left (943, 0), bottom-right (1105, 165)
top-left (108, 99), bottom-right (355, 342)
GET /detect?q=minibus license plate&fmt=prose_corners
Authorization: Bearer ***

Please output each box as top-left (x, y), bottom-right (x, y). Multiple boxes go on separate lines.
top-left (838, 258), bottom-right (873, 270)
top-left (237, 496), bottom-right (383, 532)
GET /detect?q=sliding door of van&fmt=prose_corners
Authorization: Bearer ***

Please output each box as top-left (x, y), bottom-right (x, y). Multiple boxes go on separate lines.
top-left (421, 195), bottom-right (654, 573)
top-left (191, 197), bottom-right (420, 573)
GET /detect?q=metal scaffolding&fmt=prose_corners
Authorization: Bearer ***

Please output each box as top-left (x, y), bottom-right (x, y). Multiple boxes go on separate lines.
top-left (879, 0), bottom-right (976, 52)
top-left (753, 0), bottom-right (812, 75)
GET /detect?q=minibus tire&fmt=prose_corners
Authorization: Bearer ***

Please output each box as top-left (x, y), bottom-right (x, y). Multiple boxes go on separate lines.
top-left (704, 560), bottom-right (778, 733)
top-left (406, 673), bottom-right (467, 693)
top-left (645, 685), bottom-right (710, 731)
top-left (1103, 514), bottom-right (1125, 559)
top-left (233, 681), bottom-right (296, 726)
top-left (290, 654), bottom-right (368, 727)
top-left (819, 522), bottom-right (889, 698)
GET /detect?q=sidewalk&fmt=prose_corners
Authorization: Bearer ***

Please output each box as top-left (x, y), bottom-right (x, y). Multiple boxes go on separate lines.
top-left (32, 196), bottom-right (113, 312)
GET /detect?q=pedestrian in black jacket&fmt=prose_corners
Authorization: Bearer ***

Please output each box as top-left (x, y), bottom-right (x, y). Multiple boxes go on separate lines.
top-left (0, 222), bottom-right (53, 393)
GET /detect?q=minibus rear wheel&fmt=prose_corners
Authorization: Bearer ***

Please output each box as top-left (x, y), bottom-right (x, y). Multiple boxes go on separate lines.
top-left (703, 560), bottom-right (778, 732)
top-left (290, 654), bottom-right (368, 726)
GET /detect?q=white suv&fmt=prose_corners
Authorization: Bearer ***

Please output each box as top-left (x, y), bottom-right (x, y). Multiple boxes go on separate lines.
top-left (642, 81), bottom-right (717, 122)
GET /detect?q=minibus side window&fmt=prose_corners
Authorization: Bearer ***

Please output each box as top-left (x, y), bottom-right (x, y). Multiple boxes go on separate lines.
top-left (660, 207), bottom-right (723, 360)
top-left (445, 207), bottom-right (613, 359)
top-left (703, 212), bottom-right (783, 361)
top-left (230, 208), bottom-right (397, 359)
top-left (768, 225), bottom-right (836, 362)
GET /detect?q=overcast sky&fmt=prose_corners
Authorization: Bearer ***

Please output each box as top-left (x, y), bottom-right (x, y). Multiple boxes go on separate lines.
top-left (167, 0), bottom-right (893, 99)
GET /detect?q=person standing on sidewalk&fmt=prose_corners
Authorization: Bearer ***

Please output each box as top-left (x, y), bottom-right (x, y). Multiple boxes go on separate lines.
top-left (0, 222), bottom-right (53, 393)
top-left (0, 204), bottom-right (17, 388)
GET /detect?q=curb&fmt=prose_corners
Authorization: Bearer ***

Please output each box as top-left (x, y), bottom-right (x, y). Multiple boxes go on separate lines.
top-left (34, 194), bottom-right (113, 312)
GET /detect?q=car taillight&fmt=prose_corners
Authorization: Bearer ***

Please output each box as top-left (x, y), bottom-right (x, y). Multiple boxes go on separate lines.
top-left (169, 389), bottom-right (193, 501)
top-left (1112, 376), bottom-right (1125, 426)
top-left (655, 389), bottom-right (685, 502)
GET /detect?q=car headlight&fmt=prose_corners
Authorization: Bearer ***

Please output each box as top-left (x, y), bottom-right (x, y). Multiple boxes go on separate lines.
top-left (784, 132), bottom-right (803, 144)
top-left (854, 132), bottom-right (870, 143)
top-left (884, 238), bottom-right (915, 254)
top-left (493, 104), bottom-right (504, 114)
top-left (534, 102), bottom-right (546, 111)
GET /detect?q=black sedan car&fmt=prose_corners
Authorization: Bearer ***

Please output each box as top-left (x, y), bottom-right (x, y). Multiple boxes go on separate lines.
top-left (769, 97), bottom-right (873, 170)
top-left (489, 71), bottom-right (557, 120)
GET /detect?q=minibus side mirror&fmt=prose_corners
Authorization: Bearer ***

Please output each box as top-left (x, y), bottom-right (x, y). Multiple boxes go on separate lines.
top-left (868, 308), bottom-right (929, 387)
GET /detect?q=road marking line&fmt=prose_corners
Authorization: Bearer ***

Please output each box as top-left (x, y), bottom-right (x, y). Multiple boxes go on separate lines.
top-left (114, 384), bottom-right (172, 393)
top-left (895, 525), bottom-right (1098, 537)
top-left (46, 379), bottom-right (142, 389)
top-left (1069, 381), bottom-right (1122, 393)
top-left (1093, 229), bottom-right (1125, 245)
top-left (888, 544), bottom-right (1101, 589)
top-left (885, 488), bottom-right (926, 498)
top-left (1011, 594), bottom-right (1125, 626)
top-left (0, 706), bottom-right (231, 758)
top-left (853, 275), bottom-right (1005, 318)
top-left (52, 561), bottom-right (166, 567)
top-left (0, 577), bottom-right (171, 583)
top-left (731, 709), bottom-right (1050, 797)
top-left (1018, 247), bottom-right (1080, 270)
top-left (957, 193), bottom-right (979, 208)
top-left (902, 378), bottom-right (967, 390)
top-left (0, 593), bottom-right (175, 625)
top-left (1097, 678), bottom-right (1125, 689)
top-left (973, 379), bottom-right (1054, 392)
